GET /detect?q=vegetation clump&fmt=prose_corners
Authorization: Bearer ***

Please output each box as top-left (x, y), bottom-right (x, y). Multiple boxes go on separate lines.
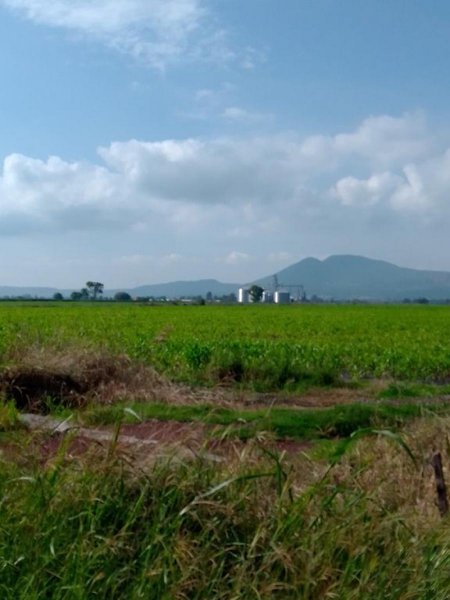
top-left (0, 419), bottom-right (450, 598)
top-left (0, 348), bottom-right (172, 413)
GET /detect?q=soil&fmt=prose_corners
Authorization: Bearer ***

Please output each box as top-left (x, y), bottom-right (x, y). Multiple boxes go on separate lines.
top-left (38, 434), bottom-right (96, 463)
top-left (114, 420), bottom-right (207, 444)
top-left (4, 414), bottom-right (311, 466)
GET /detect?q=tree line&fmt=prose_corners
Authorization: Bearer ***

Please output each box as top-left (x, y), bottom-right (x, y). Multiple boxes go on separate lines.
top-left (53, 282), bottom-right (105, 301)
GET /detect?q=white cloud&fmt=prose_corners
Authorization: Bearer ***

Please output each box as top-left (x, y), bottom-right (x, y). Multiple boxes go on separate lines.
top-left (3, 112), bottom-right (450, 284)
top-left (221, 106), bottom-right (272, 124)
top-left (0, 0), bottom-right (229, 69)
top-left (300, 112), bottom-right (433, 170)
top-left (240, 46), bottom-right (265, 70)
top-left (0, 153), bottom-right (124, 232)
top-left (98, 136), bottom-right (298, 206)
top-left (0, 112), bottom-right (449, 241)
top-left (223, 251), bottom-right (252, 265)
top-left (390, 150), bottom-right (450, 213)
top-left (222, 107), bottom-right (252, 120)
top-left (332, 112), bottom-right (433, 166)
top-left (331, 146), bottom-right (450, 215)
top-left (179, 84), bottom-right (239, 122)
top-left (332, 172), bottom-right (403, 207)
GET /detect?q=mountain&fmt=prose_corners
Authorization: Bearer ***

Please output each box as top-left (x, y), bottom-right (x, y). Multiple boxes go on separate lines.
top-left (254, 255), bottom-right (450, 300)
top-left (0, 286), bottom-right (63, 298)
top-left (108, 279), bottom-right (238, 299)
top-left (3, 256), bottom-right (450, 301)
top-left (0, 280), bottom-right (238, 300)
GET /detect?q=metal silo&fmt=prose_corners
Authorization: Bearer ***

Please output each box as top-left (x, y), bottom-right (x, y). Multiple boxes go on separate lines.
top-left (262, 290), bottom-right (274, 303)
top-left (238, 288), bottom-right (250, 304)
top-left (274, 290), bottom-right (290, 304)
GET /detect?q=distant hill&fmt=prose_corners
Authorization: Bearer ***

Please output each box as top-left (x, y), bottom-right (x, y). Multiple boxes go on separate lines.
top-left (3, 255), bottom-right (450, 301)
top-left (0, 286), bottom-right (62, 298)
top-left (255, 255), bottom-right (450, 300)
top-left (107, 279), bottom-right (238, 299)
top-left (0, 280), bottom-right (238, 300)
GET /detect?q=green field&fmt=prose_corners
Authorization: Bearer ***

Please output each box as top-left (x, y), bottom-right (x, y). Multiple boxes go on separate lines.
top-left (1, 302), bottom-right (450, 390)
top-left (2, 302), bottom-right (450, 598)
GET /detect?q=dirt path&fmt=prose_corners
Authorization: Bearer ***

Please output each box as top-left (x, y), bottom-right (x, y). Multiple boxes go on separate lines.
top-left (17, 413), bottom-right (310, 465)
top-left (18, 413), bottom-right (217, 460)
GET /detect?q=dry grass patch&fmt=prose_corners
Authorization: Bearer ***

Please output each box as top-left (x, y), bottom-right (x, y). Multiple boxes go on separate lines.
top-left (0, 345), bottom-right (291, 413)
top-left (0, 345), bottom-right (174, 412)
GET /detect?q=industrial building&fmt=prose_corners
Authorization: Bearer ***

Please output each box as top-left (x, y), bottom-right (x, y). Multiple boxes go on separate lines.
top-left (274, 290), bottom-right (290, 304)
top-left (238, 288), bottom-right (250, 303)
top-left (262, 290), bottom-right (274, 303)
top-left (238, 287), bottom-right (292, 304)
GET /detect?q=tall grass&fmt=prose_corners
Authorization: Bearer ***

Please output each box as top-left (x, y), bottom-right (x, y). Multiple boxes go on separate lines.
top-left (1, 419), bottom-right (450, 598)
top-left (83, 399), bottom-right (450, 441)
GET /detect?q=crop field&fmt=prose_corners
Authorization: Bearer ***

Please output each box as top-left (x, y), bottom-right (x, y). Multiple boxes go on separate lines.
top-left (1, 302), bottom-right (450, 390)
top-left (2, 302), bottom-right (450, 598)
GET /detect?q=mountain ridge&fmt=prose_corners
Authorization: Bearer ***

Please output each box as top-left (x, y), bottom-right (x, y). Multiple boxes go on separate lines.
top-left (1, 255), bottom-right (450, 300)
top-left (254, 255), bottom-right (450, 300)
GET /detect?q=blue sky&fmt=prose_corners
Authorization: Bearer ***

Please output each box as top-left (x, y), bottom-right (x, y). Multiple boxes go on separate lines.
top-left (1, 0), bottom-right (450, 287)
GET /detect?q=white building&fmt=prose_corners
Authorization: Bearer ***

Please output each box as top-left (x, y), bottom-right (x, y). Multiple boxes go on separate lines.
top-left (274, 290), bottom-right (290, 304)
top-left (262, 290), bottom-right (274, 303)
top-left (238, 288), bottom-right (250, 303)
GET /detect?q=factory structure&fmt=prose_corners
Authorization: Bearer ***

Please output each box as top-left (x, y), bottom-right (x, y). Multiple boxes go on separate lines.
top-left (238, 276), bottom-right (306, 305)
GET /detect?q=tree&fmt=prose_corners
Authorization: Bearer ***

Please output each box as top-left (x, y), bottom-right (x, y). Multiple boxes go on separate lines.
top-left (86, 281), bottom-right (104, 300)
top-left (53, 292), bottom-right (63, 301)
top-left (70, 291), bottom-right (82, 301)
top-left (114, 291), bottom-right (132, 302)
top-left (249, 285), bottom-right (264, 303)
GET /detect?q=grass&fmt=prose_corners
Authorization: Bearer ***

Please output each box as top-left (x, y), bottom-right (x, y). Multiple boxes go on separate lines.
top-left (1, 417), bottom-right (450, 598)
top-left (3, 303), bottom-right (450, 596)
top-left (2, 302), bottom-right (450, 391)
top-left (0, 400), bottom-right (21, 431)
top-left (81, 399), bottom-right (450, 441)
top-left (378, 381), bottom-right (450, 399)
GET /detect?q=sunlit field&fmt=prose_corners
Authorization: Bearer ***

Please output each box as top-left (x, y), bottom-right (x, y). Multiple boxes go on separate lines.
top-left (1, 302), bottom-right (450, 390)
top-left (2, 302), bottom-right (450, 598)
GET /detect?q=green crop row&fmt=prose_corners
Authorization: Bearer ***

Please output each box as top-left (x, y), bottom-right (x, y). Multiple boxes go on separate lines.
top-left (1, 302), bottom-right (450, 389)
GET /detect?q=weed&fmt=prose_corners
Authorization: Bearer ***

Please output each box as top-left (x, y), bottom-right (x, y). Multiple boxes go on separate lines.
top-left (0, 400), bottom-right (21, 431)
top-left (81, 399), bottom-right (450, 442)
top-left (0, 417), bottom-right (450, 597)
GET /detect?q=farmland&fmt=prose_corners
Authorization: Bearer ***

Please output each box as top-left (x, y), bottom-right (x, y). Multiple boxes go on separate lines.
top-left (2, 302), bottom-right (450, 390)
top-left (2, 301), bottom-right (450, 598)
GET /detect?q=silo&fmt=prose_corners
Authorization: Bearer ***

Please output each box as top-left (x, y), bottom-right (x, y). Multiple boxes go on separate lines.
top-left (274, 290), bottom-right (290, 304)
top-left (262, 291), bottom-right (274, 303)
top-left (238, 288), bottom-right (250, 304)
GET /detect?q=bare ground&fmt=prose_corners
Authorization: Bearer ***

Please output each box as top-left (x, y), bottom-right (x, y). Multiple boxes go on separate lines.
top-left (7, 412), bottom-right (311, 468)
